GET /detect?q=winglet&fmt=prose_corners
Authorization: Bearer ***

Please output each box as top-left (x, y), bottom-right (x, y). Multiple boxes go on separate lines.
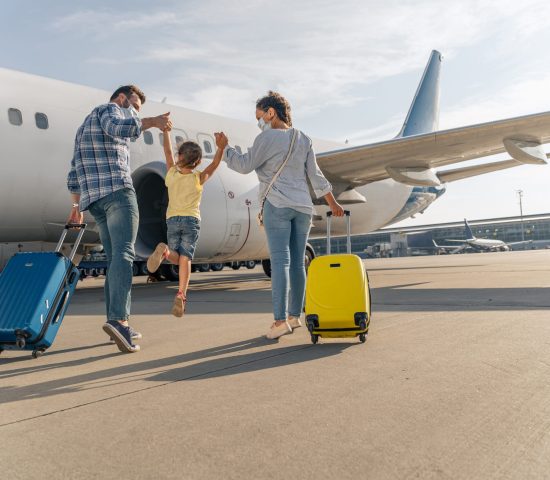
top-left (397, 50), bottom-right (442, 138)
top-left (464, 219), bottom-right (474, 240)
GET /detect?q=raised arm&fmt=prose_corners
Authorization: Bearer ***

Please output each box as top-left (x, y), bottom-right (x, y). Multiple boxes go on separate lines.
top-left (163, 128), bottom-right (175, 171)
top-left (200, 132), bottom-right (228, 185)
top-left (223, 133), bottom-right (270, 174)
top-left (99, 104), bottom-right (142, 139)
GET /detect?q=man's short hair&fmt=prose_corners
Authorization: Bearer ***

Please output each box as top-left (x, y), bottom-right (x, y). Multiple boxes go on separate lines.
top-left (110, 85), bottom-right (146, 104)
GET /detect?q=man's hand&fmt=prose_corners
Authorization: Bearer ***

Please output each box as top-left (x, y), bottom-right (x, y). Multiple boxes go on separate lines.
top-left (67, 206), bottom-right (84, 226)
top-left (156, 112), bottom-right (171, 131)
top-left (214, 132), bottom-right (228, 150)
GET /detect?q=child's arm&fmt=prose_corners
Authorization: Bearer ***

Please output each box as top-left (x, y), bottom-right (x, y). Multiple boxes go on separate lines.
top-left (163, 127), bottom-right (175, 171)
top-left (200, 132), bottom-right (228, 185)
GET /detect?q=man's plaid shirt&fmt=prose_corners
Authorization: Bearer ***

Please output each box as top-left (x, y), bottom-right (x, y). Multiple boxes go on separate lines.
top-left (67, 103), bottom-right (142, 211)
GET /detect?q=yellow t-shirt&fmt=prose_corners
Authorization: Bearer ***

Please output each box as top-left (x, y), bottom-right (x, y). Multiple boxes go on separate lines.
top-left (165, 167), bottom-right (203, 220)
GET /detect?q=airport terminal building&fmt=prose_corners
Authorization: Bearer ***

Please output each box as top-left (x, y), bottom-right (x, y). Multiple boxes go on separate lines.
top-left (309, 213), bottom-right (550, 256)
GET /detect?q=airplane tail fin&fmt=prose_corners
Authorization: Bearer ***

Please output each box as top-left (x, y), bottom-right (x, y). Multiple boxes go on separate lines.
top-left (397, 50), bottom-right (442, 138)
top-left (464, 219), bottom-right (475, 240)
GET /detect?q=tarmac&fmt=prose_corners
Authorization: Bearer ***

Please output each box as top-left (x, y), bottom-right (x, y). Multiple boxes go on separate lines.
top-left (1, 250), bottom-right (550, 479)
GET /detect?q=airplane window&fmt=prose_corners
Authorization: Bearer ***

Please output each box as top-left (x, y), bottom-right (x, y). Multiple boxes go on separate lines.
top-left (143, 131), bottom-right (153, 145)
top-left (175, 136), bottom-right (184, 147)
top-left (203, 140), bottom-right (213, 154)
top-left (159, 133), bottom-right (164, 145)
top-left (8, 108), bottom-right (22, 126)
top-left (235, 145), bottom-right (242, 154)
top-left (35, 112), bottom-right (49, 129)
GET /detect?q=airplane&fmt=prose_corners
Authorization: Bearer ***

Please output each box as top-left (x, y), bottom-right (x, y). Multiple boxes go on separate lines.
top-left (1, 50), bottom-right (549, 277)
top-left (436, 219), bottom-right (533, 253)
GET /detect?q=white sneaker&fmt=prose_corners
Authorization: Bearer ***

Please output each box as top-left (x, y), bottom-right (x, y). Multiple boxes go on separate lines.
top-left (288, 316), bottom-right (302, 330)
top-left (266, 321), bottom-right (292, 339)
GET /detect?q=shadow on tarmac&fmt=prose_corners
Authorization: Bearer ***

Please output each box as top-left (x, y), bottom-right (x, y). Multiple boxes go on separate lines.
top-left (69, 279), bottom-right (550, 317)
top-left (0, 337), bottom-right (353, 406)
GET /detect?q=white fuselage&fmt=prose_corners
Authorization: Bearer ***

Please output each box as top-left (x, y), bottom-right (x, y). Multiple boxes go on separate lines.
top-left (465, 238), bottom-right (509, 251)
top-left (0, 68), bottom-right (438, 262)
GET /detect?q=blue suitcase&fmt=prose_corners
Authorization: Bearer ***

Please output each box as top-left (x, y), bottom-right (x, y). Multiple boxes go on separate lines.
top-left (0, 224), bottom-right (86, 358)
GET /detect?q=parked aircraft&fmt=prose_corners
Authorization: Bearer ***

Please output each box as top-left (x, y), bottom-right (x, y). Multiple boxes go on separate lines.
top-left (0, 50), bottom-right (548, 274)
top-left (436, 219), bottom-right (532, 252)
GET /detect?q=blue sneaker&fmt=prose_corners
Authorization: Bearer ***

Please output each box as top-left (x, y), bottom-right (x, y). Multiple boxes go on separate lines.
top-left (103, 321), bottom-right (140, 353)
top-left (108, 324), bottom-right (142, 342)
top-left (129, 325), bottom-right (142, 340)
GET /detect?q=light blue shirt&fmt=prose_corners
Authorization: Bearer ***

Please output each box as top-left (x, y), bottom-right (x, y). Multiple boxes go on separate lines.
top-left (223, 128), bottom-right (332, 215)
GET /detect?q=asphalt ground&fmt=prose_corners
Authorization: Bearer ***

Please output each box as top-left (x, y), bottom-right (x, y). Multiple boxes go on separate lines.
top-left (1, 250), bottom-right (550, 479)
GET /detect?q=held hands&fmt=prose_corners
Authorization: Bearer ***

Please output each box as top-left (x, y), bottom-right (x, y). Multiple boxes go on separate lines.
top-left (156, 112), bottom-right (172, 131)
top-left (214, 132), bottom-right (228, 150)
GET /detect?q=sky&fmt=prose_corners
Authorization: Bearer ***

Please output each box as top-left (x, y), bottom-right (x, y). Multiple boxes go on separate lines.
top-left (1, 0), bottom-right (550, 227)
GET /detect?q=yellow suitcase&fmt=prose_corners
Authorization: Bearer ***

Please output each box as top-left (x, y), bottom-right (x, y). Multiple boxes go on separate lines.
top-left (305, 211), bottom-right (371, 344)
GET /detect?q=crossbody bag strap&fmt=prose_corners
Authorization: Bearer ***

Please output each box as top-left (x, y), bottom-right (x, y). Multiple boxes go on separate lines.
top-left (259, 128), bottom-right (298, 212)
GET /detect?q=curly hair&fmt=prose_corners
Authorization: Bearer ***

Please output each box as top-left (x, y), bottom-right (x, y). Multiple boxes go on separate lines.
top-left (177, 141), bottom-right (202, 169)
top-left (256, 91), bottom-right (292, 126)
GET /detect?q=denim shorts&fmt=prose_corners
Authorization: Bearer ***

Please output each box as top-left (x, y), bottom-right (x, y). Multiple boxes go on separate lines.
top-left (166, 216), bottom-right (201, 259)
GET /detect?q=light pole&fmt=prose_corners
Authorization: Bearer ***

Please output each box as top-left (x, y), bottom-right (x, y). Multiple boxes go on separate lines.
top-left (516, 189), bottom-right (525, 243)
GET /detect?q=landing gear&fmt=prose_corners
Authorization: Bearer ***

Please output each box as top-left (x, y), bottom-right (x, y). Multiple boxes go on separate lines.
top-left (261, 259), bottom-right (271, 278)
top-left (161, 264), bottom-right (179, 282)
top-left (359, 333), bottom-right (367, 343)
top-left (310, 334), bottom-right (319, 344)
top-left (32, 349), bottom-right (45, 359)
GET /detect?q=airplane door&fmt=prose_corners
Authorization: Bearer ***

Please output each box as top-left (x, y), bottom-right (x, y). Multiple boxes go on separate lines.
top-left (212, 166), bottom-right (263, 260)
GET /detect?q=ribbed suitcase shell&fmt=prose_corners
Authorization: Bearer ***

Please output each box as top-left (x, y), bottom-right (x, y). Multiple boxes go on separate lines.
top-left (0, 252), bottom-right (80, 351)
top-left (305, 253), bottom-right (371, 338)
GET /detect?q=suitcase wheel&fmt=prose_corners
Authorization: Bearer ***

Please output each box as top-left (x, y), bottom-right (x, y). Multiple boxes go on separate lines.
top-left (16, 337), bottom-right (26, 349)
top-left (310, 334), bottom-right (319, 345)
top-left (32, 349), bottom-right (45, 359)
top-left (359, 333), bottom-right (367, 343)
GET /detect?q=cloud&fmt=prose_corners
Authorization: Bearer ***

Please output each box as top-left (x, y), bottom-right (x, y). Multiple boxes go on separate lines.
top-left (51, 10), bottom-right (183, 34)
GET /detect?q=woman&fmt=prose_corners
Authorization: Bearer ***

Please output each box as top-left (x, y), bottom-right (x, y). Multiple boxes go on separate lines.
top-left (223, 91), bottom-right (344, 339)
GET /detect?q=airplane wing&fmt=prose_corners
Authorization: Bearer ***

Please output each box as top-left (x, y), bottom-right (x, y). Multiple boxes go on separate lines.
top-left (317, 111), bottom-right (550, 189)
top-left (507, 240), bottom-right (533, 246)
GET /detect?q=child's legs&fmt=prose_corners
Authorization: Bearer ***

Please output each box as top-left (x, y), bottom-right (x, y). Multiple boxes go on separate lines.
top-left (178, 255), bottom-right (192, 294)
top-left (167, 216), bottom-right (200, 296)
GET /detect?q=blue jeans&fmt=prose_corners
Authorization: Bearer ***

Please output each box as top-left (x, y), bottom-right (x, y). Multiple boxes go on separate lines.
top-left (166, 216), bottom-right (201, 259)
top-left (263, 200), bottom-right (312, 321)
top-left (88, 188), bottom-right (139, 322)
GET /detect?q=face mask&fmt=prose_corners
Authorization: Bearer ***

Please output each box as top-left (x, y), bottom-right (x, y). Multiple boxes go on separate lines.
top-left (257, 116), bottom-right (271, 132)
top-left (122, 103), bottom-right (139, 119)
top-left (126, 105), bottom-right (139, 118)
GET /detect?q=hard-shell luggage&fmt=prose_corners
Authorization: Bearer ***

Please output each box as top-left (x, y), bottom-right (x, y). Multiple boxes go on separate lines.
top-left (305, 211), bottom-right (371, 344)
top-left (0, 224), bottom-right (86, 358)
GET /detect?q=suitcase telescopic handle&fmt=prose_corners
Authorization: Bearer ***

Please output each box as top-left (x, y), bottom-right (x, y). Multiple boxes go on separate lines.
top-left (55, 223), bottom-right (87, 262)
top-left (326, 211), bottom-right (351, 254)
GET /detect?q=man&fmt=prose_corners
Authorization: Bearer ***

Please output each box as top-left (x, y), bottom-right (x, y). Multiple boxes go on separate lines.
top-left (67, 85), bottom-right (171, 353)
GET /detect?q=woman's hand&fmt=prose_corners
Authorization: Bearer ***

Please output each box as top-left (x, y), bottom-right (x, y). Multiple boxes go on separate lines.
top-left (329, 201), bottom-right (345, 217)
top-left (323, 192), bottom-right (345, 217)
top-left (215, 132), bottom-right (228, 150)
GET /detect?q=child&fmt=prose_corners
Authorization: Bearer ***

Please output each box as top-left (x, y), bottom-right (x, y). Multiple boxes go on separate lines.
top-left (147, 128), bottom-right (228, 316)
